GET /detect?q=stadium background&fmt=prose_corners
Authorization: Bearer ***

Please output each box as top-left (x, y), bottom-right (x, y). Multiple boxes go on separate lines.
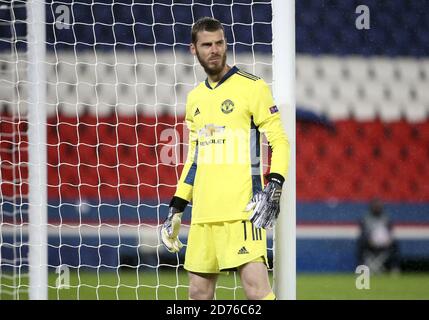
top-left (1, 0), bottom-right (429, 299)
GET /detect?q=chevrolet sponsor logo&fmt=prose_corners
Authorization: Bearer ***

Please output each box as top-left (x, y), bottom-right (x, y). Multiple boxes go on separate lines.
top-left (198, 123), bottom-right (225, 137)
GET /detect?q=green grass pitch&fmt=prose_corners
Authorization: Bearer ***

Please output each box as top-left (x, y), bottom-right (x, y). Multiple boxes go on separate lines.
top-left (2, 270), bottom-right (429, 300)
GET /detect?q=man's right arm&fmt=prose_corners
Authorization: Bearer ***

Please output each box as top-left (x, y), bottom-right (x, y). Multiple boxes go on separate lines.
top-left (161, 100), bottom-right (197, 252)
top-left (171, 108), bottom-right (198, 210)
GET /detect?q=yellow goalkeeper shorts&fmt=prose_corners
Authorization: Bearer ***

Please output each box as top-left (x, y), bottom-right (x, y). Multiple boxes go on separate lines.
top-left (184, 220), bottom-right (268, 274)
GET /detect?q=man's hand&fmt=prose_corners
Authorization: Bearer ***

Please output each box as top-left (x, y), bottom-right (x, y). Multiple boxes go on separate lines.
top-left (160, 207), bottom-right (183, 253)
top-left (245, 179), bottom-right (283, 229)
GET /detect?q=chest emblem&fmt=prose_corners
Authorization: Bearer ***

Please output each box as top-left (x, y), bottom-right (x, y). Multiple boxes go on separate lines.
top-left (199, 123), bottom-right (225, 137)
top-left (221, 99), bottom-right (235, 114)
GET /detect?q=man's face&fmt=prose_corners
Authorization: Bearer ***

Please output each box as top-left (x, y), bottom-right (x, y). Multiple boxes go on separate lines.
top-left (191, 29), bottom-right (227, 76)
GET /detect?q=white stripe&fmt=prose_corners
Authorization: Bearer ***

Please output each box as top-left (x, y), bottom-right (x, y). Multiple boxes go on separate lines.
top-left (392, 226), bottom-right (429, 240)
top-left (297, 225), bottom-right (429, 240)
top-left (2, 224), bottom-right (429, 240)
top-left (297, 225), bottom-right (360, 239)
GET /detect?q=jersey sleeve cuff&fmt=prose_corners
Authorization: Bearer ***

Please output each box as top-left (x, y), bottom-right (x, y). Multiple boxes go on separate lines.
top-left (266, 173), bottom-right (285, 187)
top-left (169, 196), bottom-right (189, 212)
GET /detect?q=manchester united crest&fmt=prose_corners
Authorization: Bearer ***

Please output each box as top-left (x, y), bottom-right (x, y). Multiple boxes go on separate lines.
top-left (221, 99), bottom-right (235, 114)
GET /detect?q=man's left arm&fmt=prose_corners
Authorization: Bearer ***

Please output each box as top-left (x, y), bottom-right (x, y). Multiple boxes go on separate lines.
top-left (259, 113), bottom-right (290, 183)
top-left (246, 79), bottom-right (291, 229)
top-left (251, 79), bottom-right (290, 184)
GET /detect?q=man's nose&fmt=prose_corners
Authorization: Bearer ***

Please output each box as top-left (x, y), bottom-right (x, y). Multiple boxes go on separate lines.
top-left (210, 44), bottom-right (219, 54)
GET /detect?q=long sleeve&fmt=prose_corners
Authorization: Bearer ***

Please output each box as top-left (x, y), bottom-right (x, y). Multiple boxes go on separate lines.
top-left (250, 79), bottom-right (290, 180)
top-left (173, 101), bottom-right (198, 202)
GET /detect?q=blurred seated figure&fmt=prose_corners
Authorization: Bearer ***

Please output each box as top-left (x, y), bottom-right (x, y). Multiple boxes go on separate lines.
top-left (357, 199), bottom-right (400, 273)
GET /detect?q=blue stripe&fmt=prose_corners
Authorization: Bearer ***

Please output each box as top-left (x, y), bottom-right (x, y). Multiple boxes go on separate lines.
top-left (298, 202), bottom-right (429, 224)
top-left (184, 163), bottom-right (197, 185)
top-left (184, 141), bottom-right (199, 185)
top-left (250, 118), bottom-right (262, 194)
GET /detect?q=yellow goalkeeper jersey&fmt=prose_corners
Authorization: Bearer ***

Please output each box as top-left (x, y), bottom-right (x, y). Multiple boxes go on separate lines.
top-left (174, 66), bottom-right (290, 224)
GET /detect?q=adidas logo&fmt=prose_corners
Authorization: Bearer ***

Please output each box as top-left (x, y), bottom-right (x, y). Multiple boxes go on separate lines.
top-left (194, 107), bottom-right (200, 116)
top-left (237, 246), bottom-right (249, 255)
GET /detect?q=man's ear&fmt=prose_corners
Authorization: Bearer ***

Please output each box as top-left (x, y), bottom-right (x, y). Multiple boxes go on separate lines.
top-left (190, 43), bottom-right (196, 56)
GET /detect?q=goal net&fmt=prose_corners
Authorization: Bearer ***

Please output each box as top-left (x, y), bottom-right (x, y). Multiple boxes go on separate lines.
top-left (0, 0), bottom-right (275, 300)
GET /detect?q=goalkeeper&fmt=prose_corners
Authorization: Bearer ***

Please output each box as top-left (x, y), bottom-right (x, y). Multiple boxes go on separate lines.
top-left (161, 17), bottom-right (290, 300)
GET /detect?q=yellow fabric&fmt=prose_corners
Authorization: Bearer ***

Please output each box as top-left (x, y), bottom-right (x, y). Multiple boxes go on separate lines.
top-left (262, 292), bottom-right (276, 300)
top-left (184, 220), bottom-right (268, 274)
top-left (207, 80), bottom-right (219, 89)
top-left (174, 66), bottom-right (290, 224)
top-left (252, 256), bottom-right (265, 263)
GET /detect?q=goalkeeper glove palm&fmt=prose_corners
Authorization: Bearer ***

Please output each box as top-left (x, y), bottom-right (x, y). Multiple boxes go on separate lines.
top-left (160, 207), bottom-right (183, 253)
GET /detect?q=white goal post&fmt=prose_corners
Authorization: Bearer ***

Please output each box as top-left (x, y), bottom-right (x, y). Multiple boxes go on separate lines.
top-left (272, 0), bottom-right (296, 300)
top-left (27, 0), bottom-right (48, 300)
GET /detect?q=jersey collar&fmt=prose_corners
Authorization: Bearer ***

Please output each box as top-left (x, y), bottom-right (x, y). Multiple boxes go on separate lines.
top-left (205, 66), bottom-right (239, 90)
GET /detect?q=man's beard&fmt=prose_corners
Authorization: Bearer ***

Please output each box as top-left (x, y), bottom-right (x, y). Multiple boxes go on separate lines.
top-left (196, 50), bottom-right (227, 77)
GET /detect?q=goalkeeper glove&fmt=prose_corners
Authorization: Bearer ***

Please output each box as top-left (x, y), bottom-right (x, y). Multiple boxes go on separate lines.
top-left (245, 174), bottom-right (284, 229)
top-left (161, 207), bottom-right (183, 253)
top-left (160, 196), bottom-right (188, 253)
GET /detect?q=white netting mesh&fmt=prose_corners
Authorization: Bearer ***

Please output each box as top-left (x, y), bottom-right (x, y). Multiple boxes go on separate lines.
top-left (0, 0), bottom-right (274, 300)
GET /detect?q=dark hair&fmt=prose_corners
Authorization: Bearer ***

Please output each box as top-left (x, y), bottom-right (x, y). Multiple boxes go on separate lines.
top-left (191, 17), bottom-right (225, 44)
